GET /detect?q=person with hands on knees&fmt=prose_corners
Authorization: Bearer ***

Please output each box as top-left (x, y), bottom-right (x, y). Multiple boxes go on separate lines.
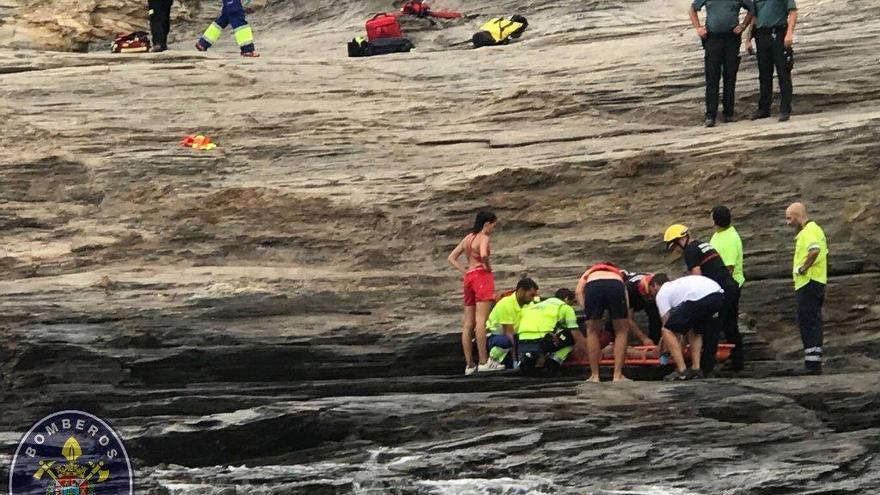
top-left (649, 274), bottom-right (725, 381)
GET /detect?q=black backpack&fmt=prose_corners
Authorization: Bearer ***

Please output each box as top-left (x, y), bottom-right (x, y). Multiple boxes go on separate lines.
top-left (348, 37), bottom-right (415, 57)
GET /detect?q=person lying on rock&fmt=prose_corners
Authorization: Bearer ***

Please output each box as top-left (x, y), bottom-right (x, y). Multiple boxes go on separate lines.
top-left (515, 288), bottom-right (585, 375)
top-left (481, 278), bottom-right (540, 373)
top-left (648, 274), bottom-right (725, 381)
top-left (575, 262), bottom-right (631, 383)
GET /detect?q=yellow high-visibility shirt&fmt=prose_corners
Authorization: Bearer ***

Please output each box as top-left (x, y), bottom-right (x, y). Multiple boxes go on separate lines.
top-left (793, 221), bottom-right (827, 290)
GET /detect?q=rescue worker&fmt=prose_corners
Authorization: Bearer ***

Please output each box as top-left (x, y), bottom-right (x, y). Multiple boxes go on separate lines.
top-left (649, 274), bottom-right (725, 381)
top-left (448, 211), bottom-right (498, 375)
top-left (664, 224), bottom-right (739, 376)
top-left (148, 0), bottom-right (173, 52)
top-left (688, 0), bottom-right (754, 127)
top-left (785, 202), bottom-right (828, 375)
top-left (709, 205), bottom-right (745, 371)
top-left (195, 0), bottom-right (259, 57)
top-left (482, 278), bottom-right (540, 373)
top-left (622, 271), bottom-right (663, 345)
top-left (516, 289), bottom-right (584, 374)
top-left (575, 262), bottom-right (631, 382)
top-left (745, 0), bottom-right (798, 121)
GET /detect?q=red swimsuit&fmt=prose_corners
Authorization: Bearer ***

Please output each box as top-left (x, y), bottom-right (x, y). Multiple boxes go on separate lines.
top-left (462, 233), bottom-right (495, 306)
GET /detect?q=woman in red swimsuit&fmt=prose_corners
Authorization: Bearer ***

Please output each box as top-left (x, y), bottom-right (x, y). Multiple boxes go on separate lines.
top-left (447, 211), bottom-right (497, 375)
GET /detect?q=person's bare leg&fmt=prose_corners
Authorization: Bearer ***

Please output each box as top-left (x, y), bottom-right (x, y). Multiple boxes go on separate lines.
top-left (462, 306), bottom-right (476, 367)
top-left (662, 328), bottom-right (687, 373)
top-left (571, 330), bottom-right (587, 359)
top-left (474, 300), bottom-right (493, 365)
top-left (586, 320), bottom-right (602, 382)
top-left (611, 319), bottom-right (631, 381)
top-left (688, 330), bottom-right (702, 371)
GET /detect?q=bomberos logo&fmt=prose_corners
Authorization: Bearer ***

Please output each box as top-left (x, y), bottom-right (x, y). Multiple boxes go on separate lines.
top-left (8, 410), bottom-right (133, 495)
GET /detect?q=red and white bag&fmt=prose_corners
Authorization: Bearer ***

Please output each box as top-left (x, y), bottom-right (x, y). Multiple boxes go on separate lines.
top-left (111, 32), bottom-right (151, 53)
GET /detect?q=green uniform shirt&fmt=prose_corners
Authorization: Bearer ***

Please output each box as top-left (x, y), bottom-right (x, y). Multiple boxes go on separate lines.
top-left (793, 221), bottom-right (828, 290)
top-left (693, 0), bottom-right (755, 34)
top-left (486, 293), bottom-right (525, 335)
top-left (710, 226), bottom-right (745, 287)
top-left (517, 298), bottom-right (578, 340)
top-left (754, 0), bottom-right (796, 28)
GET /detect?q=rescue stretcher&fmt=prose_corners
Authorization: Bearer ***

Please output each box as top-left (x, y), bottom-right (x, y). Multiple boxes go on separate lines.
top-left (563, 343), bottom-right (735, 367)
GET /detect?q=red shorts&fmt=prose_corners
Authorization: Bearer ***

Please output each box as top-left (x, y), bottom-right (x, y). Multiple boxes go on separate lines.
top-left (463, 268), bottom-right (495, 306)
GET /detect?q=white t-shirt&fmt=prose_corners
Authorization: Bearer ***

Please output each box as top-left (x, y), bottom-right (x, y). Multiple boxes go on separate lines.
top-left (655, 275), bottom-right (724, 317)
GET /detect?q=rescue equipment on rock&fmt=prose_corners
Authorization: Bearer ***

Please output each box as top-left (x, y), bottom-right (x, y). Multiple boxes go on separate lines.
top-left (472, 15), bottom-right (528, 48)
top-left (563, 343), bottom-right (735, 368)
top-left (181, 134), bottom-right (217, 150)
top-left (398, 0), bottom-right (463, 20)
top-left (111, 32), bottom-right (152, 53)
top-left (348, 36), bottom-right (415, 57)
top-left (366, 14), bottom-right (402, 41)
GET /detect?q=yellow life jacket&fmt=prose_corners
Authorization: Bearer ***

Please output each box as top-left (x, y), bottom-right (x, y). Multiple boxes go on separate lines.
top-left (479, 18), bottom-right (525, 43)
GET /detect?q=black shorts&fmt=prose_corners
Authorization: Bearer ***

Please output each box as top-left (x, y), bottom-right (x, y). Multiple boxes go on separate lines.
top-left (665, 292), bottom-right (724, 335)
top-left (584, 279), bottom-right (628, 320)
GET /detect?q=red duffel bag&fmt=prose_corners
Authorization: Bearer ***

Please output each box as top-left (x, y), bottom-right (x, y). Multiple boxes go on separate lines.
top-left (365, 14), bottom-right (401, 41)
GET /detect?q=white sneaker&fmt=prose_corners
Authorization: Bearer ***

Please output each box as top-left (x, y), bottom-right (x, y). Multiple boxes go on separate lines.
top-left (464, 365), bottom-right (477, 376)
top-left (478, 359), bottom-right (506, 372)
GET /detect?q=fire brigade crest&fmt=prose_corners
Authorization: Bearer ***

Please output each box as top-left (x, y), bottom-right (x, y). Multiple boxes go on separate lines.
top-left (8, 411), bottom-right (133, 495)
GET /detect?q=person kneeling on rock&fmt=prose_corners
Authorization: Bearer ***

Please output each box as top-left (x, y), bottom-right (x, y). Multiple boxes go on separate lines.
top-left (648, 274), bottom-right (725, 381)
top-left (481, 278), bottom-right (540, 373)
top-left (516, 289), bottom-right (585, 375)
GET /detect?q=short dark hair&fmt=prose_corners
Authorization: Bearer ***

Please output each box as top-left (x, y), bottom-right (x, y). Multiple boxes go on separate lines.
top-left (651, 273), bottom-right (670, 287)
top-left (711, 205), bottom-right (732, 228)
top-left (554, 288), bottom-right (574, 301)
top-left (516, 277), bottom-right (539, 291)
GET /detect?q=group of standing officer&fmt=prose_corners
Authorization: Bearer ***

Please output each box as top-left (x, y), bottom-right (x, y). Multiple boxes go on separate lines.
top-left (689, 0), bottom-right (798, 127)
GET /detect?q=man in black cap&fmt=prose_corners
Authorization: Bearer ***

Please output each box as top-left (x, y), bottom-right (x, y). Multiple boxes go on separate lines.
top-left (148, 0), bottom-right (174, 53)
top-left (746, 0), bottom-right (798, 122)
top-left (688, 0), bottom-right (755, 127)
